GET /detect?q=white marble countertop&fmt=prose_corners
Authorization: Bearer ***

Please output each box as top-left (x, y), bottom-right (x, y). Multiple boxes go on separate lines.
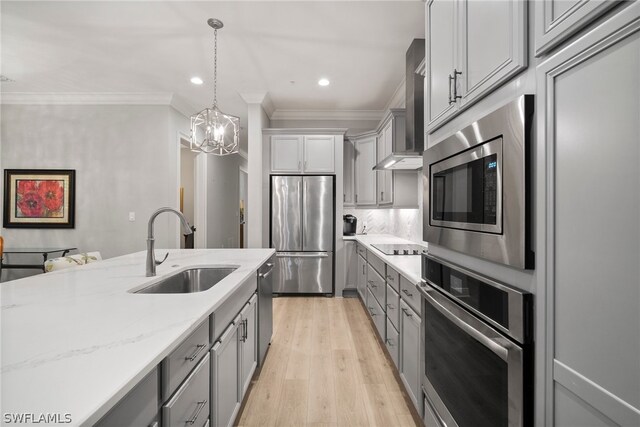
top-left (1, 248), bottom-right (274, 426)
top-left (349, 234), bottom-right (427, 284)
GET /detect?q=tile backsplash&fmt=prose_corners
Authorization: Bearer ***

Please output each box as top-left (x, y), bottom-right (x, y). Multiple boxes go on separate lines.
top-left (343, 208), bottom-right (423, 242)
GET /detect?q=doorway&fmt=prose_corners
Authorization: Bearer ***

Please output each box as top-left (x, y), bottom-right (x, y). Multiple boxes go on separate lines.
top-left (178, 133), bottom-right (207, 249)
top-left (239, 166), bottom-right (248, 248)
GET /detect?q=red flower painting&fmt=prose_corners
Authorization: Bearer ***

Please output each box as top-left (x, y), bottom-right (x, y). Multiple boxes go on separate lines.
top-left (15, 179), bottom-right (65, 218)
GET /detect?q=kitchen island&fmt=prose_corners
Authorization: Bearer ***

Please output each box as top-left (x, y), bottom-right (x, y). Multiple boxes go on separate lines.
top-left (1, 248), bottom-right (274, 426)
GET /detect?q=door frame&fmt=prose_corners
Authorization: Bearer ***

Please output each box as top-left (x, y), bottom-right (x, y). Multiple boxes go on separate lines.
top-left (177, 132), bottom-right (207, 249)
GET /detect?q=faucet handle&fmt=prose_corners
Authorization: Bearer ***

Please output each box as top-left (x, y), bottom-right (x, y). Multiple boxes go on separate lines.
top-left (155, 252), bottom-right (169, 266)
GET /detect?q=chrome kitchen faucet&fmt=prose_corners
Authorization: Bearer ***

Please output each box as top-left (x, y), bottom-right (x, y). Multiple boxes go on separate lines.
top-left (146, 207), bottom-right (193, 277)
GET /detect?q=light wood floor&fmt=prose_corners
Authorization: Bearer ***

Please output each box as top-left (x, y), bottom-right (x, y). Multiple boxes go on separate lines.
top-left (236, 297), bottom-right (420, 427)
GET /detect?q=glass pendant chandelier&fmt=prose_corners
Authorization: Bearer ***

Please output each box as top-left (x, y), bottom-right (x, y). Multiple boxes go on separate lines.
top-left (190, 18), bottom-right (240, 155)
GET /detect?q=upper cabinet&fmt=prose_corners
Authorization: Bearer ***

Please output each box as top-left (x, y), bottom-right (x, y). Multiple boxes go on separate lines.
top-left (534, 0), bottom-right (618, 56)
top-left (271, 135), bottom-right (335, 173)
top-left (353, 134), bottom-right (378, 207)
top-left (376, 109), bottom-right (405, 206)
top-left (426, 0), bottom-right (527, 132)
top-left (343, 138), bottom-right (355, 206)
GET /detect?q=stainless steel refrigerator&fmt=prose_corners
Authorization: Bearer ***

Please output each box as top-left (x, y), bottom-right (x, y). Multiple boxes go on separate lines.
top-left (271, 175), bottom-right (334, 294)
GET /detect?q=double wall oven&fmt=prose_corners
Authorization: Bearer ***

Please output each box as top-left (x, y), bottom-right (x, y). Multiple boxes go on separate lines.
top-left (423, 95), bottom-right (534, 269)
top-left (419, 254), bottom-right (533, 427)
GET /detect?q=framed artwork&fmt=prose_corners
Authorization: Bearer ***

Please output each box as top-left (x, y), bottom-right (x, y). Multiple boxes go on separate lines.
top-left (3, 169), bottom-right (76, 228)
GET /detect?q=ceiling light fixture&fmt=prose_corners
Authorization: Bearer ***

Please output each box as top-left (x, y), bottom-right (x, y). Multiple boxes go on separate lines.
top-left (190, 18), bottom-right (240, 156)
top-left (190, 76), bottom-right (204, 85)
top-left (318, 78), bottom-right (330, 87)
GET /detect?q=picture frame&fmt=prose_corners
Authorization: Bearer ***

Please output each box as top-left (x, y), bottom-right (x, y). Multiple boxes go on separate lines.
top-left (3, 169), bottom-right (76, 229)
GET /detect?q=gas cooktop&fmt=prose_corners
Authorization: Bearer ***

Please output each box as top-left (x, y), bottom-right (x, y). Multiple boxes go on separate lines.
top-left (371, 244), bottom-right (427, 256)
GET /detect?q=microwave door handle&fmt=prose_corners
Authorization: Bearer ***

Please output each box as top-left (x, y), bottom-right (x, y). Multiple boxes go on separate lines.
top-left (422, 289), bottom-right (509, 362)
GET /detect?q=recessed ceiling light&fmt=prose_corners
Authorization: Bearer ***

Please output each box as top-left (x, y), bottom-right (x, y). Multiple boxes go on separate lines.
top-left (190, 76), bottom-right (204, 85)
top-left (318, 78), bottom-right (330, 87)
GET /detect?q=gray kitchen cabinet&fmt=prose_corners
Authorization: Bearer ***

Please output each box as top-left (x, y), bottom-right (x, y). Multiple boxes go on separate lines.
top-left (163, 354), bottom-right (210, 427)
top-left (534, 0), bottom-right (618, 56)
top-left (426, 0), bottom-right (527, 132)
top-left (385, 318), bottom-right (400, 369)
top-left (386, 283), bottom-right (400, 331)
top-left (353, 133), bottom-right (377, 206)
top-left (303, 135), bottom-right (335, 173)
top-left (270, 135), bottom-right (335, 173)
top-left (240, 294), bottom-right (258, 396)
top-left (271, 135), bottom-right (303, 172)
top-left (366, 286), bottom-right (386, 342)
top-left (210, 317), bottom-right (241, 427)
top-left (376, 125), bottom-right (393, 206)
top-left (343, 138), bottom-right (355, 206)
top-left (356, 247), bottom-right (367, 301)
top-left (399, 299), bottom-right (421, 409)
top-left (399, 276), bottom-right (422, 315)
top-left (457, 0), bottom-right (527, 107)
top-left (426, 0), bottom-right (458, 129)
top-left (367, 263), bottom-right (386, 309)
top-left (538, 3), bottom-right (640, 425)
top-left (95, 367), bottom-right (159, 427)
top-left (344, 240), bottom-right (357, 292)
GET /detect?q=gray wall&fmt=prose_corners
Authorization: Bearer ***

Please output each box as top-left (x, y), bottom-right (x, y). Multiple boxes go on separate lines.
top-left (0, 104), bottom-right (186, 279)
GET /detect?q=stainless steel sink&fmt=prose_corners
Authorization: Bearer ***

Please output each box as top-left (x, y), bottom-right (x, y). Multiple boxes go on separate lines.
top-left (134, 267), bottom-right (237, 294)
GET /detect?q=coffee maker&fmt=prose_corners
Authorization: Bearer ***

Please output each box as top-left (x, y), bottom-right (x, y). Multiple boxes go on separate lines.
top-left (343, 214), bottom-right (357, 236)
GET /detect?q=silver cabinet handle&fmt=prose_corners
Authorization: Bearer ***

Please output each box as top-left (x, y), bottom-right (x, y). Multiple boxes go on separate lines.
top-left (368, 307), bottom-right (376, 316)
top-left (186, 400), bottom-right (207, 425)
top-left (453, 69), bottom-right (462, 101)
top-left (244, 319), bottom-right (248, 341)
top-left (385, 338), bottom-right (394, 347)
top-left (386, 304), bottom-right (395, 310)
top-left (448, 74), bottom-right (454, 105)
top-left (402, 289), bottom-right (413, 297)
top-left (344, 194), bottom-right (346, 202)
top-left (402, 308), bottom-right (412, 318)
top-left (304, 160), bottom-right (308, 170)
top-left (386, 275), bottom-right (394, 281)
top-left (259, 268), bottom-right (273, 279)
top-left (276, 252), bottom-right (329, 258)
top-left (367, 280), bottom-right (377, 288)
top-left (185, 344), bottom-right (206, 362)
top-left (149, 422), bottom-right (159, 427)
top-left (355, 194), bottom-right (358, 203)
top-left (362, 264), bottom-right (365, 275)
top-left (266, 262), bottom-right (274, 267)
top-left (381, 191), bottom-right (384, 200)
top-left (298, 160), bottom-right (301, 170)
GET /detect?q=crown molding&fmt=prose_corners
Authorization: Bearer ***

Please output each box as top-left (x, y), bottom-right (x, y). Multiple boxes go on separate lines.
top-left (383, 77), bottom-right (406, 112)
top-left (263, 128), bottom-right (348, 136)
top-left (0, 92), bottom-right (176, 105)
top-left (270, 109), bottom-right (384, 121)
top-left (169, 93), bottom-right (197, 118)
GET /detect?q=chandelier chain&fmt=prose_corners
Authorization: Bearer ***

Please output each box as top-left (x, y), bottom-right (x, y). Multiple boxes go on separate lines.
top-left (213, 28), bottom-right (218, 106)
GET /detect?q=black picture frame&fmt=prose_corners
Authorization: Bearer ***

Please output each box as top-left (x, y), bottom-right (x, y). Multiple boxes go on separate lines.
top-left (3, 169), bottom-right (76, 229)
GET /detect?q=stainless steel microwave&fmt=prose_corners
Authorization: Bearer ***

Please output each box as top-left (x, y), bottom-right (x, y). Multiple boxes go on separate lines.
top-left (423, 95), bottom-right (534, 269)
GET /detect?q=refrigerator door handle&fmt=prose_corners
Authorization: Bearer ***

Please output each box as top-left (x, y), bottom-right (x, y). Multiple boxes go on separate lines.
top-left (276, 252), bottom-right (329, 258)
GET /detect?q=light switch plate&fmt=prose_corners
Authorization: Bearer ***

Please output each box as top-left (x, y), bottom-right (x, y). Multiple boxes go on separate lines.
top-left (128, 212), bottom-right (135, 221)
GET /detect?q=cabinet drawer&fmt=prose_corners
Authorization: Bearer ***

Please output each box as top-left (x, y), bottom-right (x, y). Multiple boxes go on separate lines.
top-left (385, 318), bottom-right (399, 369)
top-left (162, 320), bottom-right (210, 401)
top-left (400, 276), bottom-right (421, 315)
top-left (386, 283), bottom-right (400, 331)
top-left (366, 287), bottom-right (386, 341)
top-left (163, 353), bottom-right (210, 427)
top-left (367, 252), bottom-right (385, 277)
top-left (385, 265), bottom-right (400, 292)
top-left (367, 264), bottom-right (386, 309)
top-left (356, 244), bottom-right (367, 259)
top-left (212, 275), bottom-right (257, 341)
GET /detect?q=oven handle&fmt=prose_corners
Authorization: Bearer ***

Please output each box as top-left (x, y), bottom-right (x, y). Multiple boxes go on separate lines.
top-left (420, 285), bottom-right (509, 362)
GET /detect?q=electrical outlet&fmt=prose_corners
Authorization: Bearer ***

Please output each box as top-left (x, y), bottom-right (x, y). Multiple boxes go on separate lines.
top-left (128, 212), bottom-right (135, 222)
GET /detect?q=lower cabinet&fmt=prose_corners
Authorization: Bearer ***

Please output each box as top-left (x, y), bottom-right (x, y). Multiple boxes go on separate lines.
top-left (211, 292), bottom-right (258, 427)
top-left (366, 286), bottom-right (386, 341)
top-left (211, 316), bottom-right (242, 427)
top-left (399, 300), bottom-right (421, 408)
top-left (163, 354), bottom-right (210, 427)
top-left (385, 318), bottom-right (399, 369)
top-left (95, 367), bottom-right (159, 427)
top-left (240, 294), bottom-right (258, 396)
top-left (356, 253), bottom-right (367, 301)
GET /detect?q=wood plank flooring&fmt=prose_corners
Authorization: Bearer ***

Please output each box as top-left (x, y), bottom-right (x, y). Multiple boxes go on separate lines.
top-left (236, 297), bottom-right (420, 427)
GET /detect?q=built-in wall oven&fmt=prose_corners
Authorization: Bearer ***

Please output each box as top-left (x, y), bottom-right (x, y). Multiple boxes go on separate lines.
top-left (423, 95), bottom-right (534, 269)
top-left (419, 254), bottom-right (533, 427)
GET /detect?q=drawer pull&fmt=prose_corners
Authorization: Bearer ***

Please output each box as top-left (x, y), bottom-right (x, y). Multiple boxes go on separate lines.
top-left (402, 289), bottom-right (413, 297)
top-left (386, 304), bottom-right (395, 310)
top-left (402, 308), bottom-right (413, 318)
top-left (186, 400), bottom-right (207, 425)
top-left (385, 338), bottom-right (394, 347)
top-left (368, 307), bottom-right (376, 316)
top-left (185, 344), bottom-right (206, 362)
top-left (386, 275), bottom-right (394, 281)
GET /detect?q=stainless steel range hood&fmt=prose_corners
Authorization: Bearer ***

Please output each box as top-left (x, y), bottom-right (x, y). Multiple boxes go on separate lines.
top-left (374, 38), bottom-right (425, 171)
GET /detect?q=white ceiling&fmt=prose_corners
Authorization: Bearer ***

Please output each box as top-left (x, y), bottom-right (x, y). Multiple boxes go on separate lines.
top-left (1, 1), bottom-right (425, 148)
